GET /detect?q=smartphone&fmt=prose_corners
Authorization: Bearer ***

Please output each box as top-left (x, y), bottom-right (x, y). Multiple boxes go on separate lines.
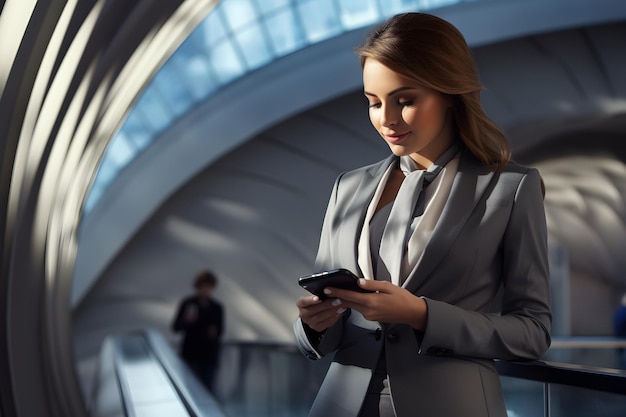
top-left (298, 268), bottom-right (372, 299)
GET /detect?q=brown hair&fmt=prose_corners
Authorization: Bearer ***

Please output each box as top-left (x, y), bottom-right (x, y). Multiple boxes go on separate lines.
top-left (194, 270), bottom-right (218, 288)
top-left (356, 13), bottom-right (511, 171)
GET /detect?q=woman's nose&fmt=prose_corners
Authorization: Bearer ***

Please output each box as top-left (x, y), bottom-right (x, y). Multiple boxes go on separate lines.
top-left (380, 104), bottom-right (398, 127)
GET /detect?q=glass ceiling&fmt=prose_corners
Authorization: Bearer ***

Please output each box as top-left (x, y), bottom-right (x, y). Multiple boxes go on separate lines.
top-left (83, 0), bottom-right (471, 213)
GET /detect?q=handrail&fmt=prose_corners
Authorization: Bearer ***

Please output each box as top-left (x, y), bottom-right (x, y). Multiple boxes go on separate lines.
top-left (549, 336), bottom-right (626, 349)
top-left (91, 330), bottom-right (227, 417)
top-left (143, 330), bottom-right (227, 417)
top-left (113, 334), bottom-right (194, 417)
top-left (94, 332), bottom-right (626, 417)
top-left (217, 338), bottom-right (626, 395)
top-left (495, 359), bottom-right (626, 395)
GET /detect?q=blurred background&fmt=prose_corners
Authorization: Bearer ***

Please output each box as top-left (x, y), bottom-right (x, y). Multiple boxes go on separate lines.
top-left (2, 0), bottom-right (626, 416)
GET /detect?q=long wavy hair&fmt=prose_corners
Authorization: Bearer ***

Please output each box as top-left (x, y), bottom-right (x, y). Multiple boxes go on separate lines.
top-left (356, 13), bottom-right (511, 171)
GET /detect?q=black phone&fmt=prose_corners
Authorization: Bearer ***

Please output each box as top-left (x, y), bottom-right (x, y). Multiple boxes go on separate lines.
top-left (298, 268), bottom-right (372, 299)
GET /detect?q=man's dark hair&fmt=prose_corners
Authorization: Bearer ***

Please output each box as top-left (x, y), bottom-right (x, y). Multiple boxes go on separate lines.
top-left (194, 270), bottom-right (218, 288)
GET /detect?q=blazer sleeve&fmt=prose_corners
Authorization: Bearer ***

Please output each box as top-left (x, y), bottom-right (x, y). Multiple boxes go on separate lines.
top-left (419, 168), bottom-right (552, 360)
top-left (294, 173), bottom-right (348, 360)
top-left (313, 173), bottom-right (343, 271)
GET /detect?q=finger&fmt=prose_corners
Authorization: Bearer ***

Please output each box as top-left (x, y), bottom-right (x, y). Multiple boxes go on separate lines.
top-left (323, 285), bottom-right (379, 304)
top-left (296, 295), bottom-right (321, 308)
top-left (303, 305), bottom-right (346, 331)
top-left (357, 278), bottom-right (392, 293)
top-left (321, 280), bottom-right (390, 300)
top-left (299, 298), bottom-right (341, 318)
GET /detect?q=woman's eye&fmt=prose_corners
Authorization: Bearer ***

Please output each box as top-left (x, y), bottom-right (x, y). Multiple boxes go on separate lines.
top-left (368, 102), bottom-right (381, 109)
top-left (398, 99), bottom-right (413, 107)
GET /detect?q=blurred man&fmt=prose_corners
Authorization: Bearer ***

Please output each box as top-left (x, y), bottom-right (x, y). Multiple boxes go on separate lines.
top-left (172, 270), bottom-right (224, 391)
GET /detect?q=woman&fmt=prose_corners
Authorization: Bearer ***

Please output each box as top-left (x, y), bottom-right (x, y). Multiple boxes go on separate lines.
top-left (294, 12), bottom-right (551, 417)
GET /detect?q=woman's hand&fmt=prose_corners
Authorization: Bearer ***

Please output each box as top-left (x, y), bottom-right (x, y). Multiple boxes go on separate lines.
top-left (297, 295), bottom-right (346, 332)
top-left (323, 279), bottom-right (428, 330)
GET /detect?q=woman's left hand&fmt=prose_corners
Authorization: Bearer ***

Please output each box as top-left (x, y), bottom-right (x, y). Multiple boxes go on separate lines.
top-left (323, 279), bottom-right (428, 330)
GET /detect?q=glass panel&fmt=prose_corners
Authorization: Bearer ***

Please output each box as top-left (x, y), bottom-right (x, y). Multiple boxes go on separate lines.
top-left (215, 344), bottom-right (330, 417)
top-left (253, 0), bottom-right (290, 15)
top-left (104, 134), bottom-right (136, 167)
top-left (133, 89), bottom-right (172, 133)
top-left (166, 50), bottom-right (216, 102)
top-left (549, 384), bottom-right (626, 417)
top-left (121, 111), bottom-right (153, 149)
top-left (264, 8), bottom-right (306, 56)
top-left (86, 0), bottom-right (485, 214)
top-left (83, 180), bottom-right (105, 212)
top-left (197, 8), bottom-right (229, 47)
top-left (500, 376), bottom-right (545, 417)
top-left (543, 346), bottom-right (623, 368)
top-left (220, 0), bottom-right (258, 31)
top-left (296, 0), bottom-right (342, 43)
top-left (234, 22), bottom-right (273, 69)
top-left (150, 64), bottom-right (193, 117)
top-left (210, 39), bottom-right (246, 84)
top-left (338, 0), bottom-right (380, 30)
top-left (378, 0), bottom-right (466, 16)
top-left (83, 158), bottom-right (119, 212)
top-left (378, 0), bottom-right (421, 16)
top-left (183, 55), bottom-right (218, 100)
top-left (427, 0), bottom-right (463, 8)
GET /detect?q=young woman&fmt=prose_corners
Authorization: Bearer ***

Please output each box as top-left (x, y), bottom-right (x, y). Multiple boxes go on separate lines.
top-left (294, 12), bottom-right (551, 417)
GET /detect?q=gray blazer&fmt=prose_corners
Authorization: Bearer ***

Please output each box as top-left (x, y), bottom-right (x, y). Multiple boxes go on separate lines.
top-left (294, 150), bottom-right (552, 417)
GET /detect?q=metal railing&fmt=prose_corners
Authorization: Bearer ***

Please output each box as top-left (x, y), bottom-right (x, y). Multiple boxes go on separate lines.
top-left (91, 332), bottom-right (626, 417)
top-left (213, 338), bottom-right (626, 417)
top-left (496, 337), bottom-right (626, 417)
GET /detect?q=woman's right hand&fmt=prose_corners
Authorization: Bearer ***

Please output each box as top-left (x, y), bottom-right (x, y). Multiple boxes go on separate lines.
top-left (297, 295), bottom-right (346, 332)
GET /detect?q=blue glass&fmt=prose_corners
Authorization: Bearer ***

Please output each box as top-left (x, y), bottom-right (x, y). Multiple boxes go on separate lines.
top-left (150, 64), bottom-right (194, 117)
top-left (424, 0), bottom-right (462, 8)
top-left (296, 0), bottom-right (342, 43)
top-left (378, 0), bottom-right (422, 16)
top-left (550, 384), bottom-right (626, 417)
top-left (338, 0), bottom-right (381, 30)
top-left (165, 52), bottom-right (215, 103)
top-left (83, 0), bottom-right (475, 214)
top-left (83, 182), bottom-right (103, 212)
top-left (83, 161), bottom-right (118, 212)
top-left (197, 8), bottom-right (229, 47)
top-left (104, 134), bottom-right (135, 168)
top-left (500, 376), bottom-right (544, 417)
top-left (253, 0), bottom-right (290, 15)
top-left (175, 30), bottom-right (220, 100)
top-left (210, 39), bottom-right (246, 84)
top-left (234, 22), bottom-right (273, 69)
top-left (182, 55), bottom-right (218, 100)
top-left (220, 0), bottom-right (258, 31)
top-left (264, 8), bottom-right (306, 56)
top-left (379, 0), bottom-right (463, 16)
top-left (120, 111), bottom-right (153, 149)
top-left (133, 89), bottom-right (171, 133)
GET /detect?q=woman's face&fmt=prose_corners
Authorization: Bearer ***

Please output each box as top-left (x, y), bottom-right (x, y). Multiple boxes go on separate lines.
top-left (363, 58), bottom-right (454, 168)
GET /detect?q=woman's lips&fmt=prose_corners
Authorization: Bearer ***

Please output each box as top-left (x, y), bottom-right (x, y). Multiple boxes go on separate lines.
top-left (384, 132), bottom-right (410, 144)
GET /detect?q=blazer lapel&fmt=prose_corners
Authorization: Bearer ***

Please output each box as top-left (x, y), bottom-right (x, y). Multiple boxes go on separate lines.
top-left (404, 151), bottom-right (495, 292)
top-left (337, 155), bottom-right (396, 276)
